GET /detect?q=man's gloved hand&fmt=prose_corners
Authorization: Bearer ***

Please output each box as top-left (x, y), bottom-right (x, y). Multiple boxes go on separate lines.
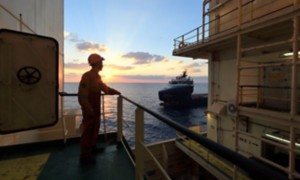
top-left (110, 88), bottom-right (121, 95)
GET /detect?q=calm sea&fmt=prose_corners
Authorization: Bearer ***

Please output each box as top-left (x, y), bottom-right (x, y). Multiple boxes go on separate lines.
top-left (64, 82), bottom-right (208, 145)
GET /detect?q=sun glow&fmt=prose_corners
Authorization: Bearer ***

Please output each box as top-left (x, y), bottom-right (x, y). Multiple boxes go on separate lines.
top-left (101, 70), bottom-right (112, 82)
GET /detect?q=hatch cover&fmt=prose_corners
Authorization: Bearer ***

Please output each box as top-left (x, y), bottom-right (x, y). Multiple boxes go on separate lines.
top-left (0, 29), bottom-right (58, 134)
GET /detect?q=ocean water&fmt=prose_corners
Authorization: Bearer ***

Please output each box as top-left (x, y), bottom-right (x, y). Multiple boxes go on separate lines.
top-left (63, 82), bottom-right (208, 145)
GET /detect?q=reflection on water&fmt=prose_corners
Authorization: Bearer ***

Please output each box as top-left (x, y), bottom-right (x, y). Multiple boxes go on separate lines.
top-left (63, 83), bottom-right (208, 145)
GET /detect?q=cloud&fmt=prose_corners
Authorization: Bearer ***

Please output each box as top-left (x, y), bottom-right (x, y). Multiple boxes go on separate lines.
top-left (107, 64), bottom-right (134, 70)
top-left (71, 59), bottom-right (80, 63)
top-left (65, 62), bottom-right (134, 71)
top-left (76, 41), bottom-right (108, 53)
top-left (185, 62), bottom-right (206, 68)
top-left (64, 62), bottom-right (88, 69)
top-left (64, 31), bottom-right (70, 38)
top-left (184, 62), bottom-right (208, 73)
top-left (122, 52), bottom-right (165, 65)
top-left (191, 68), bottom-right (202, 73)
top-left (64, 31), bottom-right (81, 42)
top-left (65, 72), bottom-right (79, 77)
top-left (168, 67), bottom-right (175, 71)
top-left (64, 31), bottom-right (108, 53)
top-left (64, 72), bottom-right (82, 83)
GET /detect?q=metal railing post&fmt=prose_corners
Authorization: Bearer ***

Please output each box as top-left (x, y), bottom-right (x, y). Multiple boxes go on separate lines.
top-left (60, 94), bottom-right (67, 144)
top-left (196, 27), bottom-right (199, 43)
top-left (135, 107), bottom-right (144, 180)
top-left (120, 95), bottom-right (287, 180)
top-left (202, 1), bottom-right (206, 42)
top-left (174, 40), bottom-right (176, 50)
top-left (117, 96), bottom-right (123, 143)
top-left (288, 15), bottom-right (299, 179)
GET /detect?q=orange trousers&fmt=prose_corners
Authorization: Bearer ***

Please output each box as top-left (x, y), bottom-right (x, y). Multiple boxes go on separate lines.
top-left (80, 115), bottom-right (100, 159)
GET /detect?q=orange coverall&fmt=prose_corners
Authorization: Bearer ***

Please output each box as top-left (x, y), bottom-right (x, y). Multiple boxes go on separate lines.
top-left (78, 70), bottom-right (118, 160)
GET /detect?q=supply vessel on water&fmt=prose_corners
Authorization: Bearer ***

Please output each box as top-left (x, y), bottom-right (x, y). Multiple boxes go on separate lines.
top-left (158, 70), bottom-right (208, 107)
top-left (0, 0), bottom-right (298, 179)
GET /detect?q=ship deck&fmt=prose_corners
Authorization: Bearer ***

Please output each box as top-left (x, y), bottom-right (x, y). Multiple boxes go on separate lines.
top-left (0, 134), bottom-right (134, 180)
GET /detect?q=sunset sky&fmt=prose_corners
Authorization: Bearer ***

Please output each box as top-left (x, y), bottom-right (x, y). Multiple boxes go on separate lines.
top-left (64, 0), bottom-right (208, 83)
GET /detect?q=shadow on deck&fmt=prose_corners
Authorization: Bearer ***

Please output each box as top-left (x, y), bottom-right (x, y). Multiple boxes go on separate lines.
top-left (0, 133), bottom-right (134, 180)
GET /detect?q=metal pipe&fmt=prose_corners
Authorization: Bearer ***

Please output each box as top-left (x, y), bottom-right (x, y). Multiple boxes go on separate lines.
top-left (19, 14), bottom-right (22, 32)
top-left (291, 16), bottom-right (298, 116)
top-left (288, 15), bottom-right (299, 180)
top-left (239, 148), bottom-right (289, 173)
top-left (60, 92), bottom-right (67, 144)
top-left (289, 126), bottom-right (296, 179)
top-left (238, 0), bottom-right (242, 27)
top-left (241, 39), bottom-right (292, 53)
top-left (0, 3), bottom-right (35, 34)
top-left (202, 0), bottom-right (206, 43)
top-left (120, 137), bottom-right (136, 166)
top-left (238, 130), bottom-right (300, 153)
top-left (101, 94), bottom-right (107, 140)
top-left (235, 36), bottom-right (242, 180)
top-left (239, 62), bottom-right (292, 70)
top-left (117, 96), bottom-right (123, 143)
top-left (142, 142), bottom-right (171, 180)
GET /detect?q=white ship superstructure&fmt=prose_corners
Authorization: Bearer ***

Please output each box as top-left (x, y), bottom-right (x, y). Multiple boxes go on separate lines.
top-left (173, 0), bottom-right (300, 179)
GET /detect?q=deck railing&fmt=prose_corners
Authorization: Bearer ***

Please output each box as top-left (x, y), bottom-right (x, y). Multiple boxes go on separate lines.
top-left (58, 93), bottom-right (287, 179)
top-left (173, 0), bottom-right (294, 51)
top-left (116, 95), bottom-right (287, 180)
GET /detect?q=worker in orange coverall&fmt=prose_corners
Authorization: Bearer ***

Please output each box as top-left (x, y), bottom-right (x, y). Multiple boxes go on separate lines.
top-left (78, 53), bottom-right (120, 165)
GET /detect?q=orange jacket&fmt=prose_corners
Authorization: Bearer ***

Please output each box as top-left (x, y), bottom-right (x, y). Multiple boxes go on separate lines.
top-left (78, 70), bottom-right (118, 118)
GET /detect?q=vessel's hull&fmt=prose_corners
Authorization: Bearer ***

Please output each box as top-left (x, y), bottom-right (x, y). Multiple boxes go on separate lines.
top-left (159, 85), bottom-right (193, 103)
